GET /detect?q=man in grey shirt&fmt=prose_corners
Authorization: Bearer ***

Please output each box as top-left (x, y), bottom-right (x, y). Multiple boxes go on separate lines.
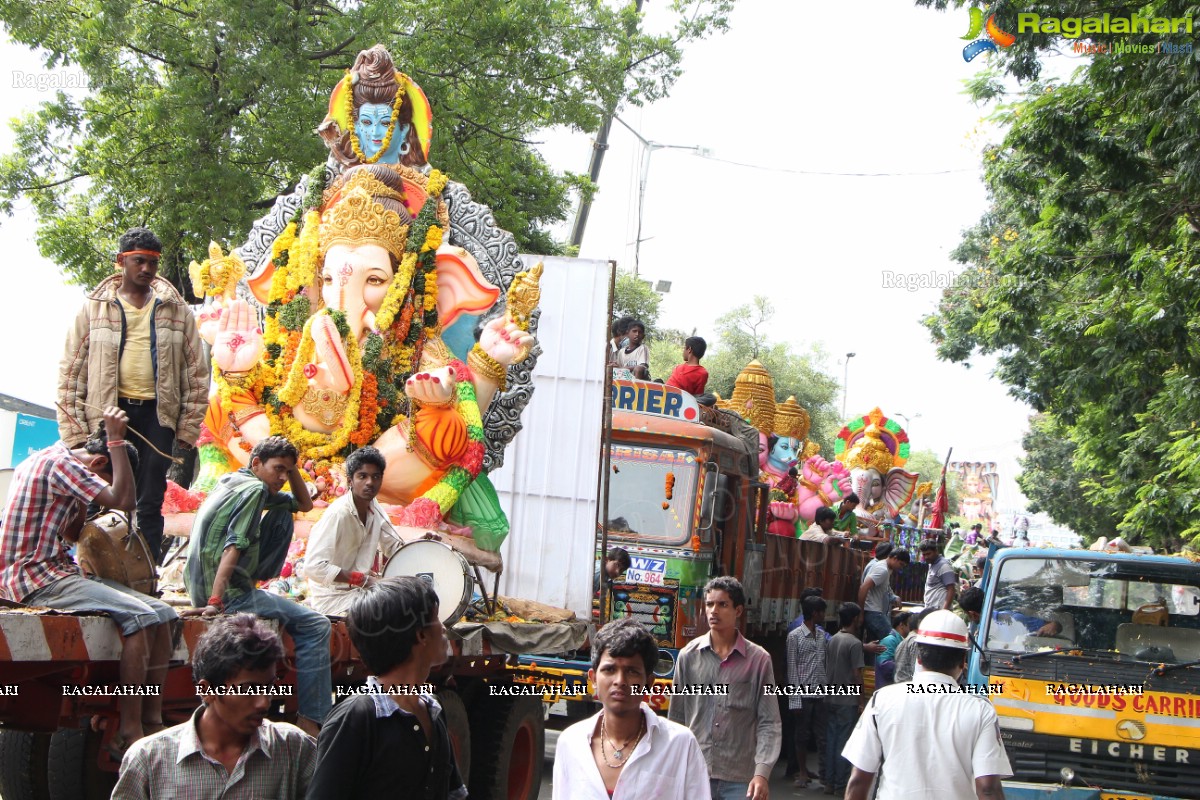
top-left (858, 548), bottom-right (910, 643)
top-left (670, 576), bottom-right (781, 800)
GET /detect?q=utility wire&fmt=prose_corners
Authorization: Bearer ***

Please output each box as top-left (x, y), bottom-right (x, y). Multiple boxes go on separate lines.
top-left (695, 153), bottom-right (977, 177)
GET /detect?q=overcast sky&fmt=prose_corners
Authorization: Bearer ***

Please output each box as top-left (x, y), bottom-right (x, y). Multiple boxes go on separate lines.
top-left (0, 0), bottom-right (1086, 518)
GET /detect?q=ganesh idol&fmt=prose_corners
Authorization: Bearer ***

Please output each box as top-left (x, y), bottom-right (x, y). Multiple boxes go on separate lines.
top-left (188, 44), bottom-right (540, 533)
top-left (833, 408), bottom-right (919, 535)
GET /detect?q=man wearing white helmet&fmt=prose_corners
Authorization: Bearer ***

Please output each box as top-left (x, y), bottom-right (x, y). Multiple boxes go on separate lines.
top-left (841, 610), bottom-right (1012, 799)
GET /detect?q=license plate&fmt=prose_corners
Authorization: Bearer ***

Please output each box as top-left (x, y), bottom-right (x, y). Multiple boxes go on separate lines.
top-left (1100, 793), bottom-right (1153, 800)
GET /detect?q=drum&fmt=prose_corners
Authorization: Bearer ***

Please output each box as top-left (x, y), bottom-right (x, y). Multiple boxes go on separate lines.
top-left (76, 512), bottom-right (157, 596)
top-left (383, 540), bottom-right (472, 624)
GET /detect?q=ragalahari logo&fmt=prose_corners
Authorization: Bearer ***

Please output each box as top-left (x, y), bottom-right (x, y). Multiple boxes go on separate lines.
top-left (962, 7), bottom-right (1015, 61)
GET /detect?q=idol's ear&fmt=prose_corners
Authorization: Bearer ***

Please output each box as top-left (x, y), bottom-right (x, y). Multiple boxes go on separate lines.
top-left (247, 262), bottom-right (275, 305)
top-left (434, 246), bottom-right (500, 328)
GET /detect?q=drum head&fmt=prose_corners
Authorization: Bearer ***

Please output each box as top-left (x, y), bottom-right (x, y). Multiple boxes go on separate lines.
top-left (383, 540), bottom-right (472, 624)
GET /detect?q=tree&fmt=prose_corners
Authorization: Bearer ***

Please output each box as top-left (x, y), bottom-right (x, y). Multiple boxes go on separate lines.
top-left (0, 0), bottom-right (733, 288)
top-left (914, 0), bottom-right (1200, 549)
top-left (612, 269), bottom-right (663, 336)
top-left (706, 296), bottom-right (842, 453)
top-left (1017, 413), bottom-right (1119, 545)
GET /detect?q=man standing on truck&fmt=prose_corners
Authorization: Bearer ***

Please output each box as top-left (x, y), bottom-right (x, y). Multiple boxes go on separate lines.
top-left (858, 547), bottom-right (909, 643)
top-left (670, 576), bottom-right (781, 800)
top-left (0, 408), bottom-right (177, 757)
top-left (553, 617), bottom-right (710, 799)
top-left (920, 541), bottom-right (958, 613)
top-left (841, 610), bottom-right (1012, 799)
top-left (113, 613), bottom-right (316, 800)
top-left (57, 227), bottom-right (208, 564)
top-left (185, 435), bottom-right (330, 736)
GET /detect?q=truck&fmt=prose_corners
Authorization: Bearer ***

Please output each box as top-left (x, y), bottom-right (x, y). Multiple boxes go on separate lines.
top-left (512, 378), bottom-right (931, 720)
top-left (0, 254), bottom-right (612, 800)
top-left (968, 545), bottom-right (1200, 800)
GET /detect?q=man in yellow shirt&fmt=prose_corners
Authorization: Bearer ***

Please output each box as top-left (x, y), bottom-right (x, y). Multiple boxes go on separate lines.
top-left (58, 228), bottom-right (208, 562)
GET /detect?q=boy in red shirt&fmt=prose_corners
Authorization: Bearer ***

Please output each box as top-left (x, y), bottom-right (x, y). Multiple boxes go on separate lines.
top-left (667, 336), bottom-right (709, 395)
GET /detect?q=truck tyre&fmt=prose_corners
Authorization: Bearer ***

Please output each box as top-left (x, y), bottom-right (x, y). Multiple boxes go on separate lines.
top-left (47, 728), bottom-right (116, 800)
top-left (0, 731), bottom-right (50, 800)
top-left (437, 689), bottom-right (471, 786)
top-left (467, 694), bottom-right (543, 800)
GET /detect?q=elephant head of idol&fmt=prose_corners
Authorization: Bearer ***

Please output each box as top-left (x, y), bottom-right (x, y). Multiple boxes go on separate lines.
top-left (841, 424), bottom-right (919, 522)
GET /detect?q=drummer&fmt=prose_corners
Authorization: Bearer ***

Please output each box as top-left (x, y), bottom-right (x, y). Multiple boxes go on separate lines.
top-left (305, 446), bottom-right (402, 617)
top-left (0, 408), bottom-right (177, 757)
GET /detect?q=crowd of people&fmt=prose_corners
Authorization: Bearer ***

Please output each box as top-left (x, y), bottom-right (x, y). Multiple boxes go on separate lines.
top-left (780, 538), bottom-right (1011, 798)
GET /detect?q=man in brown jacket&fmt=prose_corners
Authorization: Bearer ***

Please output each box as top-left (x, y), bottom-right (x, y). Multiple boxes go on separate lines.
top-left (57, 228), bottom-right (208, 562)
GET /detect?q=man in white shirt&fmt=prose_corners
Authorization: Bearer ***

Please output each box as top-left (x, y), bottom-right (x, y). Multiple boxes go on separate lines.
top-left (842, 610), bottom-right (1012, 800)
top-left (305, 447), bottom-right (402, 616)
top-left (553, 618), bottom-right (709, 799)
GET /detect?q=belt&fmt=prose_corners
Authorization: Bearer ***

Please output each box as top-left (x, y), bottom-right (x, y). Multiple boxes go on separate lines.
top-left (118, 397), bottom-right (154, 406)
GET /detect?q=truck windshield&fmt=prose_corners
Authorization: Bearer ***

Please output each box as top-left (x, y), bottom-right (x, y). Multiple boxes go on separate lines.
top-left (605, 444), bottom-right (698, 546)
top-left (985, 556), bottom-right (1200, 663)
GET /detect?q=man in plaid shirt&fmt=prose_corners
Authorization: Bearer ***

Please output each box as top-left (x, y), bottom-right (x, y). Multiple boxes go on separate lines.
top-left (0, 406), bottom-right (177, 756)
top-left (786, 594), bottom-right (829, 789)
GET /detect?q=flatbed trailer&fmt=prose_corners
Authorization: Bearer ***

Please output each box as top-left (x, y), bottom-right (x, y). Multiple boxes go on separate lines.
top-left (0, 607), bottom-right (584, 800)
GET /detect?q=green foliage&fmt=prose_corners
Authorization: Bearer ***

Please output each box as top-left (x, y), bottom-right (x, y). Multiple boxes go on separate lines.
top-left (612, 269), bottom-right (663, 335)
top-left (0, 0), bottom-right (733, 288)
top-left (915, 0), bottom-right (1200, 550)
top-left (278, 295), bottom-right (310, 332)
top-left (705, 296), bottom-right (841, 454)
top-left (1017, 413), bottom-right (1119, 545)
top-left (328, 309), bottom-right (350, 338)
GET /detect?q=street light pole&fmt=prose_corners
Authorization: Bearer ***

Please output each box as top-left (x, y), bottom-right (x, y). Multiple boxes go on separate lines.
top-left (842, 352), bottom-right (856, 419)
top-left (568, 0), bottom-right (646, 250)
top-left (612, 116), bottom-right (704, 276)
top-left (894, 412), bottom-right (922, 439)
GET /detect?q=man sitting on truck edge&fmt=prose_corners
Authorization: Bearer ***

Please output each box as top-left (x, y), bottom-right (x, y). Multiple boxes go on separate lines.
top-left (184, 435), bottom-right (330, 737)
top-left (309, 577), bottom-right (466, 800)
top-left (841, 610), bottom-right (1012, 800)
top-left (553, 617), bottom-right (710, 799)
top-left (0, 407), bottom-right (177, 757)
top-left (304, 446), bottom-right (402, 617)
top-left (667, 336), bottom-right (710, 396)
top-left (113, 613), bottom-right (316, 800)
top-left (669, 576), bottom-right (781, 800)
top-left (800, 506), bottom-right (846, 544)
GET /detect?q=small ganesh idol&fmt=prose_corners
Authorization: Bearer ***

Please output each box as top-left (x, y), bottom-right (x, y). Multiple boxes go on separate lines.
top-left (189, 44), bottom-right (540, 533)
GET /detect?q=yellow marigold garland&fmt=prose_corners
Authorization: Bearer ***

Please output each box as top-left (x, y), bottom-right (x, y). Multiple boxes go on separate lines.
top-left (286, 211), bottom-right (322, 294)
top-left (374, 252), bottom-right (419, 332)
top-left (278, 316), bottom-right (319, 407)
top-left (268, 313), bottom-right (368, 461)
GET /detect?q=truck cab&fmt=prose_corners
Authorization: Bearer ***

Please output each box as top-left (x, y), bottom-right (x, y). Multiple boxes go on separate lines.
top-left (969, 547), bottom-right (1200, 799)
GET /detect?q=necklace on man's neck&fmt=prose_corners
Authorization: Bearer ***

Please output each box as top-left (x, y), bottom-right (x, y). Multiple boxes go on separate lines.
top-left (599, 711), bottom-right (645, 768)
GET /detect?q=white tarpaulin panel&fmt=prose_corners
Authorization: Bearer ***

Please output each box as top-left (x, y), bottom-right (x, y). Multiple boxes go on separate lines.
top-left (491, 256), bottom-right (609, 617)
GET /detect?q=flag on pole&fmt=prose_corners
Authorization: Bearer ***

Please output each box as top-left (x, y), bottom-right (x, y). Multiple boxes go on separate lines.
top-left (931, 447), bottom-right (953, 529)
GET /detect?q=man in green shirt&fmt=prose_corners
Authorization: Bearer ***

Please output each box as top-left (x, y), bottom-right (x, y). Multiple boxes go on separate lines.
top-left (832, 493), bottom-right (860, 535)
top-left (185, 436), bottom-right (330, 735)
